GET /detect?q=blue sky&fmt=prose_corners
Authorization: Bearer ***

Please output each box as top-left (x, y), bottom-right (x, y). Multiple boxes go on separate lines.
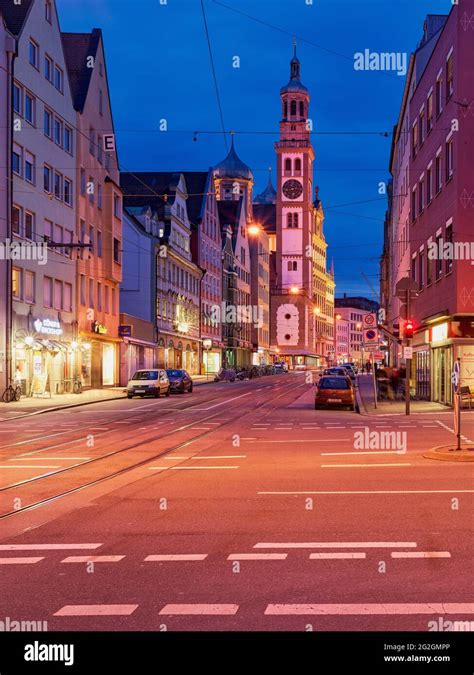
top-left (57, 0), bottom-right (452, 298)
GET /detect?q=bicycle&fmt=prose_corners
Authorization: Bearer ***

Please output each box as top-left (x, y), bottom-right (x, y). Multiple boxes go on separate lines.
top-left (72, 376), bottom-right (82, 394)
top-left (2, 383), bottom-right (22, 403)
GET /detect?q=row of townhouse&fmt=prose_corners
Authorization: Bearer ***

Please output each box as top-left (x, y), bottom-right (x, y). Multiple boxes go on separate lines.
top-left (381, 2), bottom-right (474, 405)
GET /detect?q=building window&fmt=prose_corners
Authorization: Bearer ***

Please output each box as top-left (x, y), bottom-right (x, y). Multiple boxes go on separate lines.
top-left (98, 183), bottom-right (103, 209)
top-left (43, 276), bottom-right (53, 308)
top-left (446, 53), bottom-right (453, 100)
top-left (97, 282), bottom-right (102, 311)
top-left (113, 238), bottom-right (121, 264)
top-left (25, 271), bottom-right (35, 303)
top-left (426, 253), bottom-right (432, 286)
top-left (435, 154), bottom-right (442, 193)
top-left (411, 255), bottom-right (417, 282)
top-left (419, 109), bottom-right (425, 145)
top-left (13, 83), bottom-right (22, 114)
top-left (29, 40), bottom-right (39, 69)
top-left (436, 234), bottom-right (443, 279)
top-left (411, 122), bottom-right (418, 159)
top-left (64, 178), bottom-right (73, 205)
top-left (64, 283), bottom-right (72, 312)
top-left (427, 166), bottom-right (432, 204)
top-left (436, 75), bottom-right (443, 117)
top-left (12, 268), bottom-right (22, 299)
top-left (295, 158), bottom-right (301, 175)
top-left (89, 127), bottom-right (95, 155)
top-left (97, 135), bottom-right (103, 164)
top-left (54, 172), bottom-right (62, 200)
top-left (54, 117), bottom-right (63, 146)
top-left (43, 219), bottom-right (53, 242)
top-left (445, 223), bottom-right (453, 274)
top-left (64, 126), bottom-right (72, 153)
top-left (44, 54), bottom-right (53, 81)
top-left (44, 108), bottom-right (52, 137)
top-left (24, 211), bottom-right (34, 239)
top-left (25, 151), bottom-right (35, 183)
top-left (104, 285), bottom-right (109, 313)
top-left (418, 179), bottom-right (424, 213)
top-left (285, 158), bottom-right (291, 175)
top-left (80, 168), bottom-right (86, 196)
top-left (43, 164), bottom-right (52, 192)
top-left (54, 65), bottom-right (63, 92)
top-left (97, 230), bottom-right (102, 257)
top-left (80, 275), bottom-right (86, 306)
top-left (446, 139), bottom-right (454, 181)
top-left (24, 92), bottom-right (35, 125)
top-left (12, 205), bottom-right (21, 235)
top-left (89, 225), bottom-right (94, 254)
top-left (112, 287), bottom-right (117, 315)
top-left (12, 144), bottom-right (22, 176)
top-left (45, 0), bottom-right (52, 23)
top-left (427, 93), bottom-right (433, 133)
top-left (299, 101), bottom-right (304, 118)
top-left (54, 279), bottom-right (62, 310)
top-left (88, 278), bottom-right (94, 308)
top-left (411, 188), bottom-right (417, 222)
top-left (88, 176), bottom-right (94, 203)
top-left (290, 100), bottom-right (297, 116)
top-left (114, 195), bottom-right (121, 218)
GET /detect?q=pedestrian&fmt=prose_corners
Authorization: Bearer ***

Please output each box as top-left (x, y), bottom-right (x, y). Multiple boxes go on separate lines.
top-left (365, 360), bottom-right (371, 374)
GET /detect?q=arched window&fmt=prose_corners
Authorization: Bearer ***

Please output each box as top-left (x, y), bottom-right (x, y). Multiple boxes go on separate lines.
top-left (287, 260), bottom-right (292, 271)
top-left (293, 213), bottom-right (299, 228)
top-left (292, 261), bottom-right (298, 271)
top-left (283, 101), bottom-right (288, 118)
top-left (299, 101), bottom-right (305, 118)
top-left (290, 100), bottom-right (297, 116)
top-left (287, 213), bottom-right (293, 228)
top-left (285, 158), bottom-right (291, 175)
top-left (295, 158), bottom-right (301, 175)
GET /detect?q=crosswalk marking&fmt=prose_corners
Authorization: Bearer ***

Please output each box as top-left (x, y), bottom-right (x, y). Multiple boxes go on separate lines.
top-left (54, 605), bottom-right (138, 616)
top-left (391, 552), bottom-right (451, 558)
top-left (0, 557), bottom-right (44, 564)
top-left (61, 556), bottom-right (125, 563)
top-left (145, 554), bottom-right (208, 561)
top-left (309, 553), bottom-right (366, 559)
top-left (254, 542), bottom-right (417, 549)
top-left (159, 604), bottom-right (239, 616)
top-left (227, 553), bottom-right (287, 560)
top-left (265, 603), bottom-right (474, 615)
top-left (0, 544), bottom-right (102, 551)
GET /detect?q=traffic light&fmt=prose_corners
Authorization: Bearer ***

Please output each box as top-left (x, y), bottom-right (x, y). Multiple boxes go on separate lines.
top-left (405, 320), bottom-right (414, 339)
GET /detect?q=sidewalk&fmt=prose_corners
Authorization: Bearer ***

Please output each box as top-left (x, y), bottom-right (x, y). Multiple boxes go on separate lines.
top-left (356, 373), bottom-right (450, 415)
top-left (0, 375), bottom-right (215, 421)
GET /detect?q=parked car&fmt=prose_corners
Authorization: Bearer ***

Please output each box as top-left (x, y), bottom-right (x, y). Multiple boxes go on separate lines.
top-left (341, 363), bottom-right (357, 378)
top-left (273, 361), bottom-right (288, 373)
top-left (127, 369), bottom-right (170, 399)
top-left (322, 367), bottom-right (354, 383)
top-left (214, 368), bottom-right (236, 382)
top-left (166, 369), bottom-right (193, 394)
top-left (315, 375), bottom-right (356, 410)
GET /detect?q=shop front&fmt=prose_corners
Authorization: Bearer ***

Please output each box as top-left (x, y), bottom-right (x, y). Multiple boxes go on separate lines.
top-left (12, 313), bottom-right (75, 396)
top-left (79, 321), bottom-right (121, 388)
top-left (202, 339), bottom-right (222, 375)
top-left (119, 314), bottom-right (157, 385)
top-left (156, 334), bottom-right (199, 374)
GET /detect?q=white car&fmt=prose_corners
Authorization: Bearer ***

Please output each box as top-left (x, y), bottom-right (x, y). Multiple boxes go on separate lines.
top-left (127, 369), bottom-right (170, 399)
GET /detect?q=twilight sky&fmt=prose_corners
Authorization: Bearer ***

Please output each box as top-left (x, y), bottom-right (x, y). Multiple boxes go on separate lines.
top-left (57, 0), bottom-right (452, 298)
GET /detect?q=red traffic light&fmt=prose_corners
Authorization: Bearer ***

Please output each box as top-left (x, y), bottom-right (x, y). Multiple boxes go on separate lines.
top-left (405, 320), bottom-right (414, 339)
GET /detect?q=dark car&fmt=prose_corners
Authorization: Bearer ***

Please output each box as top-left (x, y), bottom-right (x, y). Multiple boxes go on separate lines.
top-left (322, 367), bottom-right (354, 382)
top-left (315, 375), bottom-right (356, 411)
top-left (166, 369), bottom-right (193, 393)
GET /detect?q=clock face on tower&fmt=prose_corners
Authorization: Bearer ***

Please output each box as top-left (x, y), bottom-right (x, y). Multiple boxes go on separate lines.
top-left (282, 179), bottom-right (303, 200)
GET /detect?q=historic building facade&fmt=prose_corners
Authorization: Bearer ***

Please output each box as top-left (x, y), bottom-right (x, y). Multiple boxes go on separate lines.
top-left (3, 0), bottom-right (78, 397)
top-left (269, 48), bottom-right (335, 368)
top-left (62, 28), bottom-right (123, 388)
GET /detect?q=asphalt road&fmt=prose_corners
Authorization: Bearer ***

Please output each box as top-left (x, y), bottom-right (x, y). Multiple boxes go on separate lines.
top-left (0, 373), bottom-right (472, 632)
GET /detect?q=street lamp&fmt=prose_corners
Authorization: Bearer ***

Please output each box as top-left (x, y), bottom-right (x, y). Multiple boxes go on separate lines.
top-left (290, 286), bottom-right (299, 295)
top-left (247, 223), bottom-right (261, 237)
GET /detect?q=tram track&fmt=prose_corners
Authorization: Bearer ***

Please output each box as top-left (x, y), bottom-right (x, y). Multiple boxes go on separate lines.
top-left (0, 376), bottom-right (305, 520)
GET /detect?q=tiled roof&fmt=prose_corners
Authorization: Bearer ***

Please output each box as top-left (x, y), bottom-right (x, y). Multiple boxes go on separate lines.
top-left (61, 30), bottom-right (101, 112)
top-left (120, 172), bottom-right (180, 218)
top-left (0, 0), bottom-right (33, 35)
top-left (179, 170), bottom-right (211, 227)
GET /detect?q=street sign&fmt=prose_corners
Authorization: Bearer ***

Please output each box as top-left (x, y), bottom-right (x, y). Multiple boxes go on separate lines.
top-left (374, 351), bottom-right (384, 360)
top-left (118, 325), bottom-right (132, 337)
top-left (364, 313), bottom-right (375, 326)
top-left (364, 329), bottom-right (377, 342)
top-left (403, 346), bottom-right (413, 359)
top-left (452, 360), bottom-right (460, 394)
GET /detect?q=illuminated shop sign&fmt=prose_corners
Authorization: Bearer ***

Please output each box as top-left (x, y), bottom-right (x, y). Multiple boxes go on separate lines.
top-left (33, 318), bottom-right (62, 336)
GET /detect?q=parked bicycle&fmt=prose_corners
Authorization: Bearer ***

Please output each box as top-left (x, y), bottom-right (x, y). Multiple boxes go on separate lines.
top-left (2, 383), bottom-right (22, 403)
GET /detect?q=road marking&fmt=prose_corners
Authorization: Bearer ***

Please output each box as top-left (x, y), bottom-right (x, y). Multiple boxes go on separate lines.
top-left (145, 554), bottom-right (208, 561)
top-left (391, 552), bottom-right (451, 558)
top-left (61, 556), bottom-right (125, 563)
top-left (193, 392), bottom-right (252, 411)
top-left (168, 466), bottom-right (239, 470)
top-left (159, 604), bottom-right (239, 616)
top-left (54, 605), bottom-right (138, 617)
top-left (254, 542), bottom-right (416, 549)
top-left (188, 455), bottom-right (247, 459)
top-left (0, 543), bottom-right (102, 551)
top-left (321, 463), bottom-right (411, 468)
top-left (0, 557), bottom-right (44, 564)
top-left (264, 603), bottom-right (474, 615)
top-left (0, 464), bottom-right (62, 469)
top-left (9, 456), bottom-right (91, 461)
top-left (321, 451), bottom-right (404, 456)
top-left (227, 553), bottom-right (288, 560)
top-left (246, 439), bottom-right (350, 443)
top-left (258, 489), bottom-right (474, 495)
top-left (309, 553), bottom-right (366, 559)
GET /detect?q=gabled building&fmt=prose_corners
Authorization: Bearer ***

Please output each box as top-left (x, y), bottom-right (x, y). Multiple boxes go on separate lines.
top-left (121, 172), bottom-right (203, 373)
top-left (62, 28), bottom-right (123, 388)
top-left (181, 169), bottom-right (223, 374)
top-left (2, 0), bottom-right (78, 396)
top-left (0, 13), bottom-right (15, 393)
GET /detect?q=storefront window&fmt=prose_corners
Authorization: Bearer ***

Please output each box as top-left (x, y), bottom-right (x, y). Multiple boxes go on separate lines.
top-left (81, 348), bottom-right (92, 388)
top-left (102, 343), bottom-right (115, 386)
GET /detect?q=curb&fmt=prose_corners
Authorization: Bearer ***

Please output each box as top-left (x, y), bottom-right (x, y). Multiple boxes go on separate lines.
top-left (423, 444), bottom-right (474, 462)
top-left (0, 379), bottom-right (215, 423)
top-left (355, 380), bottom-right (369, 416)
